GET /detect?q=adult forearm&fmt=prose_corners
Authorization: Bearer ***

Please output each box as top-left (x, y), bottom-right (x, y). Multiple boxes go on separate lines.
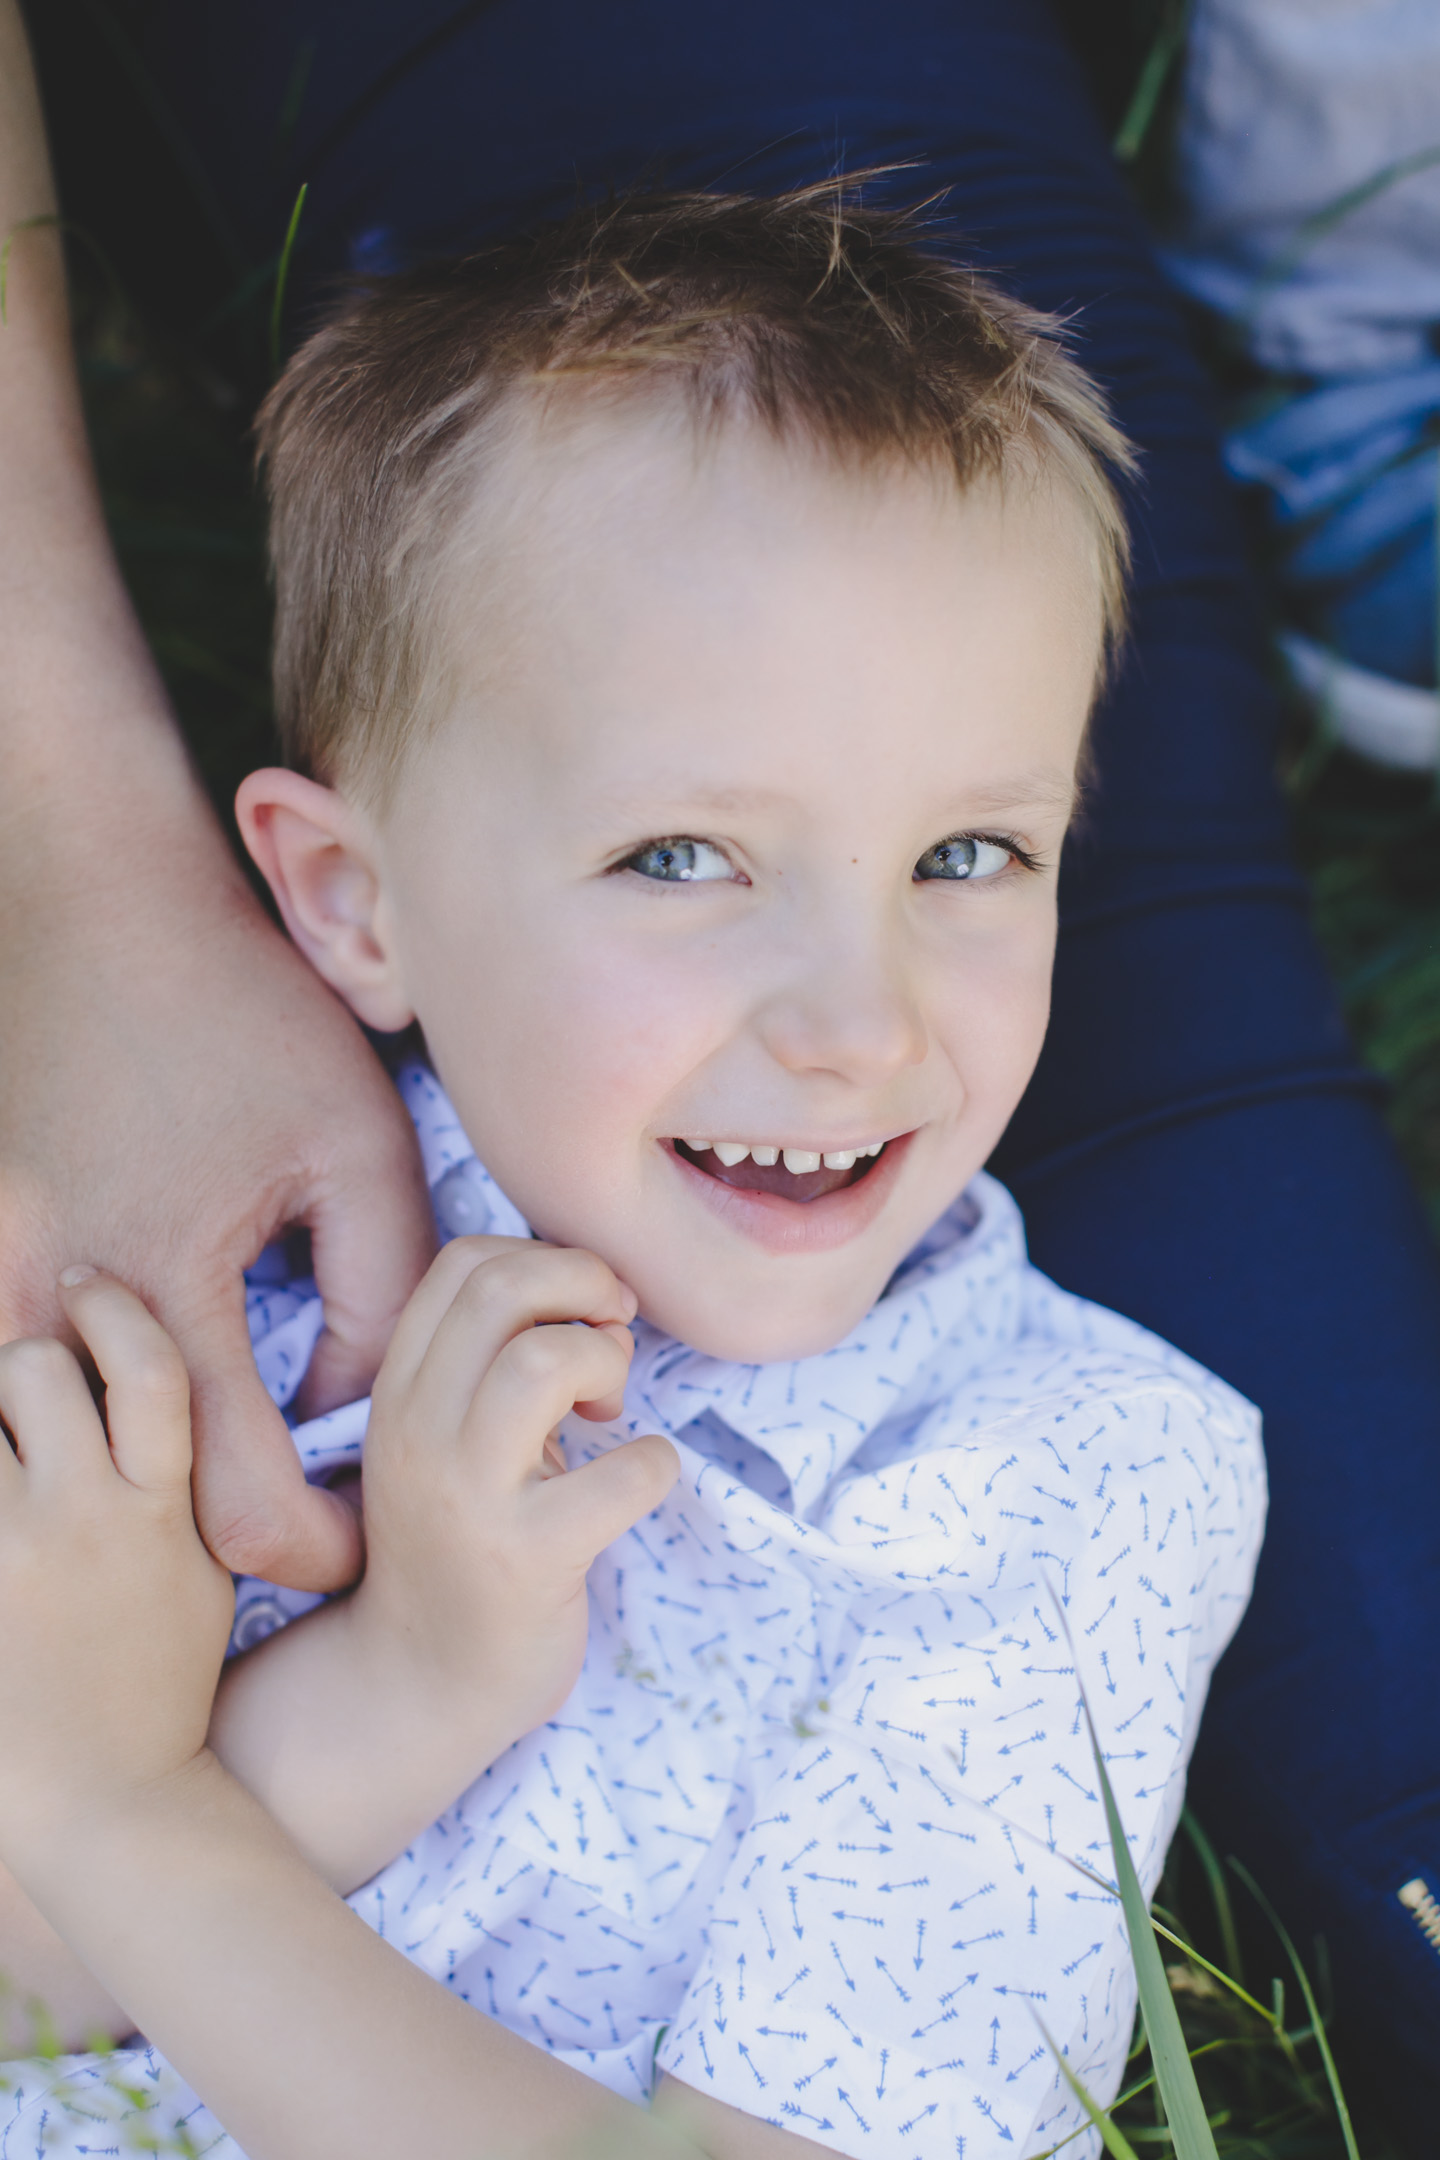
top-left (0, 1), bottom-right (432, 1592)
top-left (9, 1752), bottom-right (706, 2160)
top-left (0, 0), bottom-right (223, 861)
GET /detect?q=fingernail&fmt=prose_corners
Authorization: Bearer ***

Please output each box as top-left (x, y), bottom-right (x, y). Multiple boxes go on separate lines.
top-left (58, 1263), bottom-right (99, 1288)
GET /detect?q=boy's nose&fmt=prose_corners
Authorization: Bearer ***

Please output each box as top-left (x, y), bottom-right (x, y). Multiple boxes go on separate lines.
top-left (754, 920), bottom-right (929, 1089)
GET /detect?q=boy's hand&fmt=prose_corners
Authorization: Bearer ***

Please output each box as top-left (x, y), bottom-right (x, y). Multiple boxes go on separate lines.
top-left (351, 1236), bottom-right (679, 1750)
top-left (0, 1271), bottom-right (235, 1857)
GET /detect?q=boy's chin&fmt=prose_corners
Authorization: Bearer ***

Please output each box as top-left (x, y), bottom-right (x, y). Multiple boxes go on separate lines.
top-left (636, 1277), bottom-right (888, 1367)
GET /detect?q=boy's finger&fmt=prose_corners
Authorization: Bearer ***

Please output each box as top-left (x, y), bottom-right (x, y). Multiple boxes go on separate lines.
top-left (536, 1433), bottom-right (680, 1566)
top-left (458, 1320), bottom-right (636, 1487)
top-left (57, 1268), bottom-right (193, 1494)
top-left (570, 1323), bottom-right (637, 1424)
top-left (394, 1244), bottom-right (637, 1440)
top-left (0, 1333), bottom-right (111, 1489)
top-left (371, 1236), bottom-right (539, 1397)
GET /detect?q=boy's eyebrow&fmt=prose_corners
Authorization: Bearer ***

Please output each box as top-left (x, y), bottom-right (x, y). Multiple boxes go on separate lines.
top-left (593, 771), bottom-right (1078, 822)
top-left (955, 771), bottom-right (1079, 819)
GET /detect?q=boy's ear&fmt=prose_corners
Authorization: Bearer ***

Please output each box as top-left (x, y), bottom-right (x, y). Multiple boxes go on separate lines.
top-left (235, 769), bottom-right (415, 1032)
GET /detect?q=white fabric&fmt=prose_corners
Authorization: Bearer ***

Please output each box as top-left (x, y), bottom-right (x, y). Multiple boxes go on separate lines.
top-left (1162, 0), bottom-right (1440, 375)
top-left (2, 1066), bottom-right (1265, 2159)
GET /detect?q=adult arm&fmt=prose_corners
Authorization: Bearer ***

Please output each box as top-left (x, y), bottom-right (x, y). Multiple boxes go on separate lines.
top-left (0, 0), bottom-right (434, 1595)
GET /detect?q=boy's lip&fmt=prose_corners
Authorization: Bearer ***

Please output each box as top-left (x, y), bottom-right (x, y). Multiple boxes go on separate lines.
top-left (664, 1128), bottom-right (915, 1255)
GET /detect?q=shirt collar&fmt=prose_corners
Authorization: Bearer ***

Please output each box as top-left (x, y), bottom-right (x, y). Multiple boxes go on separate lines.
top-left (397, 1061), bottom-right (1025, 1517)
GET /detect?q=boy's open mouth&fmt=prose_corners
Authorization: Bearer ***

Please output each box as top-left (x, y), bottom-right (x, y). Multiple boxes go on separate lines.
top-left (672, 1137), bottom-right (889, 1204)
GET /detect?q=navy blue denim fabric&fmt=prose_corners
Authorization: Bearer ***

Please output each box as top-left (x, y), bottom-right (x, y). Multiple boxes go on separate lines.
top-left (131, 0), bottom-right (1440, 2123)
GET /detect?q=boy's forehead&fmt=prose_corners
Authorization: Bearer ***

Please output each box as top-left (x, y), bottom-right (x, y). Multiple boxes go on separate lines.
top-left (384, 398), bottom-right (1101, 830)
top-left (450, 401), bottom-right (1104, 705)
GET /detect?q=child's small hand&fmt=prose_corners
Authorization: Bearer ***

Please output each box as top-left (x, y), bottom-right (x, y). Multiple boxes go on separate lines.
top-left (0, 1271), bottom-right (235, 1857)
top-left (350, 1236), bottom-right (679, 1750)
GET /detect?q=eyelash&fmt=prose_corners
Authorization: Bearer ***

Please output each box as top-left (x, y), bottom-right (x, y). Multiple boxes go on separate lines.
top-left (950, 831), bottom-right (1045, 875)
top-left (612, 832), bottom-right (1046, 881)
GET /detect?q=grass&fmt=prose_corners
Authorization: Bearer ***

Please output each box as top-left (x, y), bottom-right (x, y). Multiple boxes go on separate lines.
top-left (1104, 1817), bottom-right (1405, 2160)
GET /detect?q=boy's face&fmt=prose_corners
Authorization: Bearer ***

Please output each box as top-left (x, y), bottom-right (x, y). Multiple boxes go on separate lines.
top-left (278, 409), bottom-right (1101, 1362)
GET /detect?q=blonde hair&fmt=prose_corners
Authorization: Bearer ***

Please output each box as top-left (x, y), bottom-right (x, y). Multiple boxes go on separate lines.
top-left (258, 177), bottom-right (1136, 796)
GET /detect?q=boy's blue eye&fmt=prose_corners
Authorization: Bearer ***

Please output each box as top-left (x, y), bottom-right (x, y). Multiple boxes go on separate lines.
top-left (626, 838), bottom-right (735, 883)
top-left (914, 835), bottom-right (1015, 882)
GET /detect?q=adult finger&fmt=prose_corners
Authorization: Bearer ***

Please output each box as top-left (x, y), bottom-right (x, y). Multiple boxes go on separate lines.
top-left (167, 1277), bottom-right (364, 1591)
top-left (394, 1243), bottom-right (637, 1437)
top-left (0, 1334), bottom-right (110, 1491)
top-left (536, 1433), bottom-right (680, 1568)
top-left (56, 1267), bottom-right (192, 1494)
top-left (291, 1107), bottom-right (438, 1421)
top-left (458, 1321), bottom-right (636, 1489)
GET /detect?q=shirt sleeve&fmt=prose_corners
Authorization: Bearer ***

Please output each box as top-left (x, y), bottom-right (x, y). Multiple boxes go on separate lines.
top-left (655, 1362), bottom-right (1265, 2157)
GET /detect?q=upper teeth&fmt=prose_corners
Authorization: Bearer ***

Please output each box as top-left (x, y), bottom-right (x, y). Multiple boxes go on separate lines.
top-left (684, 1140), bottom-right (885, 1172)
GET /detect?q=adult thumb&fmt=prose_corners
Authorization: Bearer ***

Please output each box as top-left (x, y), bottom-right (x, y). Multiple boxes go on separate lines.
top-left (177, 1282), bottom-right (365, 1592)
top-left (292, 1130), bottom-right (437, 1422)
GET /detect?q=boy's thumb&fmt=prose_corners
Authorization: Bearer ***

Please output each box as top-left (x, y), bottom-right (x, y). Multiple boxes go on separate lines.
top-left (544, 1432), bottom-right (680, 1562)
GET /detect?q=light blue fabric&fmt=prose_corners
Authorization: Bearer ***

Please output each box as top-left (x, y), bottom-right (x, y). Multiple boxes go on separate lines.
top-left (1223, 366), bottom-right (1440, 688)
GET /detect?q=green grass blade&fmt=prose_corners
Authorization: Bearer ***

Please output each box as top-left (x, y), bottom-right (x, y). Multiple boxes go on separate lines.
top-left (269, 181), bottom-right (309, 374)
top-left (1229, 1860), bottom-right (1362, 2160)
top-left (1036, 2014), bottom-right (1145, 2160)
top-left (1147, 1916), bottom-right (1276, 2027)
top-left (1247, 141), bottom-right (1440, 308)
top-left (1078, 1694), bottom-right (1220, 2160)
top-left (1030, 2040), bottom-right (1247, 2160)
top-left (1113, 2), bottom-right (1190, 163)
top-left (1181, 1810), bottom-right (1245, 1986)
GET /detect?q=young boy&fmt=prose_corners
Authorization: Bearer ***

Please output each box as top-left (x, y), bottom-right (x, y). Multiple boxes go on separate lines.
top-left (0, 184), bottom-right (1264, 2158)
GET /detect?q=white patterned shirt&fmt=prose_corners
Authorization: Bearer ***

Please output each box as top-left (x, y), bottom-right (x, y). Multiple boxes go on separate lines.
top-left (1, 1065), bottom-right (1265, 2160)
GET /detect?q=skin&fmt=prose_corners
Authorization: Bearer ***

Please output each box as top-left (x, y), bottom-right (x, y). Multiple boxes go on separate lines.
top-left (0, 0), bottom-right (435, 1597)
top-left (0, 404), bottom-right (1100, 2152)
top-left (241, 403), bottom-right (1101, 1364)
top-left (0, 0), bottom-right (433, 2047)
top-left (206, 1235), bottom-right (678, 1897)
top-left (0, 7), bottom-right (434, 2041)
top-left (0, 1274), bottom-right (714, 2160)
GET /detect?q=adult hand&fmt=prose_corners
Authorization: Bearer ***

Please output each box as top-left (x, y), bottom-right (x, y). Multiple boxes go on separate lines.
top-left (0, 848), bottom-right (436, 1590)
top-left (0, 0), bottom-right (435, 1590)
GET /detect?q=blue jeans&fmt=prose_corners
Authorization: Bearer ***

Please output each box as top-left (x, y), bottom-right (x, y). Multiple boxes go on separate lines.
top-left (137, 0), bottom-right (1440, 2124)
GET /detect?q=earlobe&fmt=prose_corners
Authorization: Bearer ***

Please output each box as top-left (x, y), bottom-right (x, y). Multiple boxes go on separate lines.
top-left (235, 769), bottom-right (416, 1031)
